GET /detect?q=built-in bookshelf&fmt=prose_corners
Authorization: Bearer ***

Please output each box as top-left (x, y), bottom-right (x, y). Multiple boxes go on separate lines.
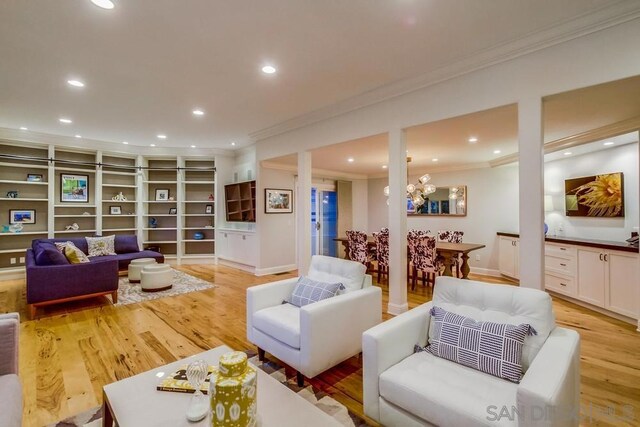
top-left (143, 158), bottom-right (178, 257)
top-left (102, 154), bottom-right (138, 235)
top-left (182, 159), bottom-right (216, 258)
top-left (225, 180), bottom-right (256, 222)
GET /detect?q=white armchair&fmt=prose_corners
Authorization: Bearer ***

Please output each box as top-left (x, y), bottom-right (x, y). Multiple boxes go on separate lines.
top-left (247, 255), bottom-right (382, 386)
top-left (363, 277), bottom-right (580, 427)
top-left (0, 313), bottom-right (22, 427)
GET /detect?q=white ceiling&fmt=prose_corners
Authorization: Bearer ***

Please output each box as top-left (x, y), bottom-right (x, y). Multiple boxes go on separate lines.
top-left (265, 75), bottom-right (640, 176)
top-left (0, 0), bottom-right (628, 149)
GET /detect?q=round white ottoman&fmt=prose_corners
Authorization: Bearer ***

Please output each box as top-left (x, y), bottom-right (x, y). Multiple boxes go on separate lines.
top-left (140, 264), bottom-right (173, 292)
top-left (128, 258), bottom-right (157, 283)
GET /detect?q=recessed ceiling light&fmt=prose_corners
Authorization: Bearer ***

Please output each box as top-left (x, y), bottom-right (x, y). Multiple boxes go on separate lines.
top-left (59, 118), bottom-right (72, 124)
top-left (192, 109), bottom-right (204, 116)
top-left (150, 143), bottom-right (156, 147)
top-left (468, 137), bottom-right (478, 143)
top-left (432, 158), bottom-right (439, 162)
top-left (157, 134), bottom-right (167, 139)
top-left (603, 141), bottom-right (615, 146)
top-left (261, 65), bottom-right (277, 74)
top-left (190, 145), bottom-right (196, 148)
top-left (91, 0), bottom-right (115, 9)
top-left (493, 150), bottom-right (501, 154)
top-left (382, 165), bottom-right (388, 169)
top-left (67, 79), bottom-right (85, 88)
top-left (122, 141), bottom-right (129, 145)
top-left (347, 157), bottom-right (355, 163)
top-left (563, 151), bottom-right (572, 156)
top-left (75, 135), bottom-right (82, 138)
top-left (231, 142), bottom-right (236, 146)
top-left (19, 127), bottom-right (28, 130)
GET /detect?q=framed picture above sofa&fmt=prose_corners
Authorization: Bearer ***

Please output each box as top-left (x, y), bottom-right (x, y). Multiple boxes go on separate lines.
top-left (10, 209), bottom-right (36, 224)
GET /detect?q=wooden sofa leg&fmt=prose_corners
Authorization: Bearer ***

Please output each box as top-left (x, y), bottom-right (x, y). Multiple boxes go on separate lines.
top-left (28, 304), bottom-right (36, 320)
top-left (111, 290), bottom-right (118, 304)
top-left (258, 347), bottom-right (265, 362)
top-left (296, 371), bottom-right (304, 387)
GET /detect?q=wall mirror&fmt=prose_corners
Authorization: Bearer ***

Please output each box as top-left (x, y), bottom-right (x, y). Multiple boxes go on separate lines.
top-left (408, 185), bottom-right (467, 216)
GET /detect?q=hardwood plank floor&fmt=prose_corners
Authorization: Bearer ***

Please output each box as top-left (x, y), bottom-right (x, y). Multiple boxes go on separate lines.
top-left (0, 265), bottom-right (639, 426)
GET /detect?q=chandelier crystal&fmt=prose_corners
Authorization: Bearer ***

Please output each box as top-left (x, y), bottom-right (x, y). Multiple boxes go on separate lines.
top-left (383, 157), bottom-right (436, 209)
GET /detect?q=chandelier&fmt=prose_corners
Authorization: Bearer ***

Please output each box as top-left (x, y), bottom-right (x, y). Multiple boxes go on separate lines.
top-left (383, 157), bottom-right (436, 208)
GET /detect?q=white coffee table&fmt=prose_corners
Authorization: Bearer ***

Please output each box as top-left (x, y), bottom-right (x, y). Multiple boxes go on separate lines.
top-left (102, 345), bottom-right (342, 427)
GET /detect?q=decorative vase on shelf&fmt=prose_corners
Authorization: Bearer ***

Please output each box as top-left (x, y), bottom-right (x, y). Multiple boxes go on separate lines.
top-left (209, 351), bottom-right (257, 427)
top-left (193, 232), bottom-right (204, 240)
top-left (6, 190), bottom-right (18, 198)
top-left (149, 217), bottom-right (158, 229)
top-left (9, 223), bottom-right (23, 233)
top-left (208, 194), bottom-right (214, 201)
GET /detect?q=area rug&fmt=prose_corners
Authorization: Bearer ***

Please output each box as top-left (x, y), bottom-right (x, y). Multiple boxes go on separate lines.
top-left (115, 269), bottom-right (216, 306)
top-left (47, 351), bottom-right (369, 427)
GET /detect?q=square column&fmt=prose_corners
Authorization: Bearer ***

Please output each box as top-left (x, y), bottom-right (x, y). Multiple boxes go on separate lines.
top-left (297, 151), bottom-right (312, 275)
top-left (387, 128), bottom-right (408, 315)
top-left (518, 97), bottom-right (545, 289)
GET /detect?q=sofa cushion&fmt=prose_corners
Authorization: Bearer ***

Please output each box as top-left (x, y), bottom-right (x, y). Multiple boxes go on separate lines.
top-left (427, 306), bottom-right (534, 383)
top-left (253, 304), bottom-right (301, 349)
top-left (33, 241), bottom-right (69, 266)
top-left (379, 351), bottom-right (517, 426)
top-left (86, 235), bottom-right (116, 256)
top-left (33, 237), bottom-right (89, 254)
top-left (89, 250), bottom-right (164, 270)
top-left (432, 276), bottom-right (555, 371)
top-left (307, 255), bottom-right (366, 293)
top-left (115, 235), bottom-right (140, 254)
top-left (0, 374), bottom-right (23, 427)
top-left (287, 276), bottom-right (344, 307)
top-left (56, 242), bottom-right (90, 264)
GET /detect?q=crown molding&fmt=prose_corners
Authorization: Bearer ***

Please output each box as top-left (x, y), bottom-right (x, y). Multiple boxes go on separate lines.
top-left (0, 127), bottom-right (234, 157)
top-left (249, 1), bottom-right (640, 142)
top-left (260, 160), bottom-right (368, 180)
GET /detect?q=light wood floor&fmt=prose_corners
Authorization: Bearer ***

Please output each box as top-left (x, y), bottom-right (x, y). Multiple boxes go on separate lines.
top-left (1, 265), bottom-right (639, 427)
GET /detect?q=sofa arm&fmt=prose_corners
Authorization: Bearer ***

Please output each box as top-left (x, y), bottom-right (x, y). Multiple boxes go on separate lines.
top-left (517, 327), bottom-right (580, 427)
top-left (0, 313), bottom-right (19, 376)
top-left (246, 277), bottom-right (299, 342)
top-left (26, 257), bottom-right (119, 304)
top-left (362, 302), bottom-right (432, 422)
top-left (299, 286), bottom-right (382, 378)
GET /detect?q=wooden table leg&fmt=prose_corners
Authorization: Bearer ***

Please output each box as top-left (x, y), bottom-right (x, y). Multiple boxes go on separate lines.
top-left (440, 252), bottom-right (454, 277)
top-left (340, 241), bottom-right (351, 260)
top-left (102, 391), bottom-right (114, 427)
top-left (460, 252), bottom-right (471, 279)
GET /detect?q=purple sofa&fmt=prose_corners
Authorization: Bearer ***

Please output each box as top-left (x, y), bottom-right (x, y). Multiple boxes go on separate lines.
top-left (26, 235), bottom-right (164, 317)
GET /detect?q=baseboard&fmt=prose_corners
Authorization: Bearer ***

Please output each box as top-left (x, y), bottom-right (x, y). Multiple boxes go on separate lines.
top-left (0, 267), bottom-right (26, 281)
top-left (254, 264), bottom-right (297, 277)
top-left (217, 257), bottom-right (256, 274)
top-left (387, 302), bottom-right (409, 316)
top-left (470, 267), bottom-right (501, 277)
top-left (546, 290), bottom-right (639, 328)
top-left (178, 256), bottom-right (217, 265)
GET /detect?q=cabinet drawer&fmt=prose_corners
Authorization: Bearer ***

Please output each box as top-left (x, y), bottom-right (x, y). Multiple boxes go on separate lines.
top-left (545, 243), bottom-right (576, 258)
top-left (545, 273), bottom-right (577, 297)
top-left (545, 255), bottom-right (575, 276)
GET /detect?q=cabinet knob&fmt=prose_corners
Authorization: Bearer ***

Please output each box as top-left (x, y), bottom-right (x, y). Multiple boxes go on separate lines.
top-left (604, 254), bottom-right (608, 262)
top-left (560, 283), bottom-right (567, 287)
top-left (242, 235), bottom-right (246, 240)
top-left (560, 263), bottom-right (566, 267)
top-left (560, 247), bottom-right (566, 251)
top-left (599, 253), bottom-right (603, 261)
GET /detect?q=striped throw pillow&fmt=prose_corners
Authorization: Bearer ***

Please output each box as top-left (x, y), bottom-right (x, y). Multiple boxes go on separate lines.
top-left (287, 277), bottom-right (345, 307)
top-left (426, 306), bottom-right (536, 383)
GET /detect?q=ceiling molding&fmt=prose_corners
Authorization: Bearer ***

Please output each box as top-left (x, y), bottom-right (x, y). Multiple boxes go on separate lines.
top-left (249, 1), bottom-right (640, 142)
top-left (260, 161), bottom-right (368, 180)
top-left (0, 127), bottom-right (234, 158)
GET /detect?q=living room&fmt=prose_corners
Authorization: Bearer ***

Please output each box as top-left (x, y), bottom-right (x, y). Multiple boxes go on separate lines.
top-left (1, 2), bottom-right (640, 427)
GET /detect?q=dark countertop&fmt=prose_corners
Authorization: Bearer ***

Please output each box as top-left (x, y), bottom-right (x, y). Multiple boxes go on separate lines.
top-left (497, 232), bottom-right (639, 253)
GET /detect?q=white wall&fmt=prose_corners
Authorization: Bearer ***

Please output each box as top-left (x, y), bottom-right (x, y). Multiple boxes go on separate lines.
top-left (368, 165), bottom-right (520, 273)
top-left (545, 142), bottom-right (639, 241)
top-left (352, 179), bottom-right (368, 231)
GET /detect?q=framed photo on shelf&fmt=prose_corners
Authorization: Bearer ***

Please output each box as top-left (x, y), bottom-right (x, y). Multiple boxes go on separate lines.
top-left (265, 188), bottom-right (293, 214)
top-left (205, 204), bottom-right (213, 214)
top-left (26, 174), bottom-right (43, 182)
top-left (169, 207), bottom-right (177, 214)
top-left (61, 174), bottom-right (89, 203)
top-left (109, 206), bottom-right (122, 215)
top-left (9, 209), bottom-right (36, 224)
top-left (155, 188), bottom-right (170, 201)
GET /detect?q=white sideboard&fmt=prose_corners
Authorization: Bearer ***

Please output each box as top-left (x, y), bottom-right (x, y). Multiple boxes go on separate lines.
top-left (216, 229), bottom-right (257, 271)
top-left (498, 233), bottom-right (639, 324)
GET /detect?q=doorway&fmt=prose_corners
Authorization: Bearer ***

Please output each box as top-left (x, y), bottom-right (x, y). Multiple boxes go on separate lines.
top-left (311, 185), bottom-right (338, 257)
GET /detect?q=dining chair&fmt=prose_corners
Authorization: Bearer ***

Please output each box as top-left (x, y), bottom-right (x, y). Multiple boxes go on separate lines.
top-left (410, 235), bottom-right (442, 290)
top-left (437, 230), bottom-right (464, 278)
top-left (346, 230), bottom-right (373, 270)
top-left (373, 228), bottom-right (389, 284)
top-left (408, 229), bottom-right (429, 283)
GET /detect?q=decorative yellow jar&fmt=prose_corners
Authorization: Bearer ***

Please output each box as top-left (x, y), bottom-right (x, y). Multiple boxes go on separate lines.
top-left (209, 351), bottom-right (257, 427)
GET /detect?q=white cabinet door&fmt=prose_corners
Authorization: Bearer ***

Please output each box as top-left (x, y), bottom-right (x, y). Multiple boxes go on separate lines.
top-left (499, 237), bottom-right (517, 278)
top-left (242, 233), bottom-right (257, 267)
top-left (577, 247), bottom-right (606, 307)
top-left (217, 232), bottom-right (229, 258)
top-left (606, 251), bottom-right (639, 318)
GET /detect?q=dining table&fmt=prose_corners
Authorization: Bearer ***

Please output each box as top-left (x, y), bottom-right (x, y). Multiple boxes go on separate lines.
top-left (333, 237), bottom-right (485, 279)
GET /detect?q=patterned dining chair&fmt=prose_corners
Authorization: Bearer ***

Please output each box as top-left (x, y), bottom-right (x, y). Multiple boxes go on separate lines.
top-left (408, 229), bottom-right (430, 283)
top-left (373, 228), bottom-right (389, 284)
top-left (346, 230), bottom-right (372, 270)
top-left (437, 230), bottom-right (464, 278)
top-left (410, 235), bottom-right (442, 290)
